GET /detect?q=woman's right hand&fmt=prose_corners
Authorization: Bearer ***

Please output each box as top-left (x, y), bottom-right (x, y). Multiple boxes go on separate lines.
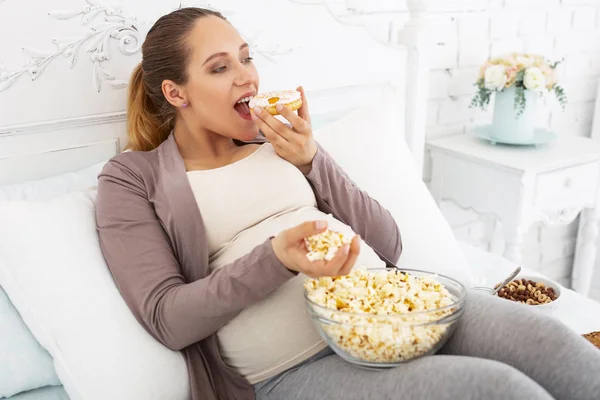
top-left (271, 220), bottom-right (360, 279)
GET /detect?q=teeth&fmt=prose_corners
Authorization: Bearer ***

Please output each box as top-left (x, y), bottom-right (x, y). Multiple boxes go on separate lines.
top-left (236, 96), bottom-right (253, 104)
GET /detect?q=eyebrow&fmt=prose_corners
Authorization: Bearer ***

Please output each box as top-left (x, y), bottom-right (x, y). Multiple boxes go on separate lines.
top-left (202, 43), bottom-right (249, 66)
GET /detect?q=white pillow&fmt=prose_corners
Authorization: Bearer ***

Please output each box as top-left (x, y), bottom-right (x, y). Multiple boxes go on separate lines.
top-left (0, 287), bottom-right (61, 398)
top-left (0, 191), bottom-right (190, 400)
top-left (0, 160), bottom-right (108, 398)
top-left (0, 160), bottom-right (106, 201)
top-left (313, 86), bottom-right (475, 287)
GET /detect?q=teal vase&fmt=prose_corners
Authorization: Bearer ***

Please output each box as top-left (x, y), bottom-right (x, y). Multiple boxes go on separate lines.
top-left (491, 86), bottom-right (538, 143)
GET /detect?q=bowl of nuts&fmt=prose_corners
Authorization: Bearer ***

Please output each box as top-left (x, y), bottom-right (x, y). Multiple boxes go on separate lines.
top-left (495, 275), bottom-right (561, 313)
top-left (303, 268), bottom-right (467, 368)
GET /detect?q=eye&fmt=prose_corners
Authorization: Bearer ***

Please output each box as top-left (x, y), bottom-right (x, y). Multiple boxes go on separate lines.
top-left (243, 57), bottom-right (254, 63)
top-left (212, 65), bottom-right (226, 73)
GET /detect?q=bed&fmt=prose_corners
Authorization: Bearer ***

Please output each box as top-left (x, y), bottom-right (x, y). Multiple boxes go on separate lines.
top-left (0, 1), bottom-right (599, 399)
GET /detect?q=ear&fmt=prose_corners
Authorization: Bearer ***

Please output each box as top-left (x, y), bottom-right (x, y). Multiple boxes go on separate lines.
top-left (162, 79), bottom-right (187, 108)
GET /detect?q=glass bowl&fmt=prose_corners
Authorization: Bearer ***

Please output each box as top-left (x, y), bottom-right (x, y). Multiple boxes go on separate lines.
top-left (304, 268), bottom-right (467, 369)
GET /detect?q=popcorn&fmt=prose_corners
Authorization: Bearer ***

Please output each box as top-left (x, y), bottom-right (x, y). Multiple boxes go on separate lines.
top-left (304, 269), bottom-right (456, 363)
top-left (304, 229), bottom-right (351, 261)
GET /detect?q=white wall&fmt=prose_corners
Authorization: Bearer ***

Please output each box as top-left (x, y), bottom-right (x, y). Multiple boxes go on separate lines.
top-left (422, 0), bottom-right (600, 299)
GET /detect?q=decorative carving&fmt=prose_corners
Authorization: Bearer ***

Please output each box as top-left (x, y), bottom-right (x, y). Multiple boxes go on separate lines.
top-left (0, 0), bottom-right (415, 92)
top-left (289, 0), bottom-right (407, 46)
top-left (0, 0), bottom-right (309, 92)
top-left (0, 0), bottom-right (142, 92)
top-left (181, 1), bottom-right (301, 62)
top-left (289, 0), bottom-right (405, 17)
top-left (242, 30), bottom-right (300, 63)
top-left (538, 206), bottom-right (583, 226)
top-left (439, 196), bottom-right (503, 222)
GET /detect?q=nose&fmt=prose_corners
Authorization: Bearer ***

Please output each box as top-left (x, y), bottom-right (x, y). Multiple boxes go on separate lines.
top-left (233, 62), bottom-right (255, 88)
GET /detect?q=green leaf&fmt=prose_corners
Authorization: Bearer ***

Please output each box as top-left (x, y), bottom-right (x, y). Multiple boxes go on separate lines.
top-left (514, 86), bottom-right (527, 117)
top-left (553, 85), bottom-right (568, 110)
top-left (549, 58), bottom-right (563, 69)
top-left (470, 86), bottom-right (493, 111)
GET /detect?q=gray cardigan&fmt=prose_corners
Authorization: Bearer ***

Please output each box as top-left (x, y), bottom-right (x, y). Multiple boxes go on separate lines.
top-left (95, 133), bottom-right (402, 400)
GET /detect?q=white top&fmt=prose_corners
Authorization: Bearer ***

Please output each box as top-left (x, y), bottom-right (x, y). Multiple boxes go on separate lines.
top-left (427, 134), bottom-right (600, 174)
top-left (187, 143), bottom-right (315, 258)
top-left (186, 143), bottom-right (385, 384)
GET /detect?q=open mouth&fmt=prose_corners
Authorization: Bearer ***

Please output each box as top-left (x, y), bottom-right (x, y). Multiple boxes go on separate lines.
top-left (234, 95), bottom-right (253, 120)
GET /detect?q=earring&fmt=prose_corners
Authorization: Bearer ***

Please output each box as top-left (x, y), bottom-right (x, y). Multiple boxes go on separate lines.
top-left (182, 102), bottom-right (188, 108)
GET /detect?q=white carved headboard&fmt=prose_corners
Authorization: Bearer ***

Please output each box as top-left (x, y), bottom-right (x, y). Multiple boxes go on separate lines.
top-left (0, 0), bottom-right (429, 185)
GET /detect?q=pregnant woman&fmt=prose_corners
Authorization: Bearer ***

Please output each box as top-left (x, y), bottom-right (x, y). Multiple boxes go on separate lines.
top-left (95, 7), bottom-right (600, 400)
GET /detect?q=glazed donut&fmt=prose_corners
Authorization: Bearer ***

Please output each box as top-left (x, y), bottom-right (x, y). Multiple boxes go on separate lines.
top-left (249, 90), bottom-right (302, 115)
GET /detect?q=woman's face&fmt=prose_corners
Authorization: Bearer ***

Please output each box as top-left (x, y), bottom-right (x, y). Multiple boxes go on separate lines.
top-left (182, 16), bottom-right (260, 141)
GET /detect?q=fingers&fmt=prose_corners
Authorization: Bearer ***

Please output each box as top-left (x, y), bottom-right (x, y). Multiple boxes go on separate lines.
top-left (294, 257), bottom-right (324, 279)
top-left (338, 235), bottom-right (361, 276)
top-left (252, 107), bottom-right (294, 142)
top-left (282, 223), bottom-right (359, 279)
top-left (284, 220), bottom-right (328, 243)
top-left (253, 115), bottom-right (287, 147)
top-left (296, 86), bottom-right (311, 125)
top-left (313, 235), bottom-right (360, 278)
top-left (277, 102), bottom-right (310, 134)
top-left (320, 243), bottom-right (351, 276)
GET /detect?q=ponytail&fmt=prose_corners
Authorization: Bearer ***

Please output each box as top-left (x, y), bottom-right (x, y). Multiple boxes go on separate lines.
top-left (124, 8), bottom-right (227, 151)
top-left (125, 63), bottom-right (173, 152)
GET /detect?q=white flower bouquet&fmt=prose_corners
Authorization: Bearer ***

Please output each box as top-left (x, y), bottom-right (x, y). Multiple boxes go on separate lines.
top-left (471, 53), bottom-right (567, 116)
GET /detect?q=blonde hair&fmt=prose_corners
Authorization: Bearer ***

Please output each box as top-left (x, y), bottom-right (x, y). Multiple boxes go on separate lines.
top-left (126, 7), bottom-right (226, 151)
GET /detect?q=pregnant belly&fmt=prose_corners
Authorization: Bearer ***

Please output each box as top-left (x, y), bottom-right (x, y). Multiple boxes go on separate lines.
top-left (212, 207), bottom-right (385, 383)
top-left (210, 206), bottom-right (384, 269)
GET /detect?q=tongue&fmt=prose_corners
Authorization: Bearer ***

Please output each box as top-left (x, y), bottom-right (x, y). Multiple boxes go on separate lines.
top-left (234, 102), bottom-right (250, 116)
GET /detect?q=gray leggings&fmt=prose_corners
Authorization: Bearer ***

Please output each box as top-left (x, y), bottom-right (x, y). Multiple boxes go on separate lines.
top-left (254, 291), bottom-right (600, 400)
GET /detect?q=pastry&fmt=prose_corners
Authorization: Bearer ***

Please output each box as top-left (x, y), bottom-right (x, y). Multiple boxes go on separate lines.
top-left (249, 90), bottom-right (302, 115)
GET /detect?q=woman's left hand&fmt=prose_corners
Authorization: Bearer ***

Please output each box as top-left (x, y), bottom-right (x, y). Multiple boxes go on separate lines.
top-left (251, 86), bottom-right (317, 175)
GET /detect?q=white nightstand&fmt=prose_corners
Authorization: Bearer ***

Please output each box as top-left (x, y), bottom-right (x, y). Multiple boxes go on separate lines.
top-left (427, 134), bottom-right (600, 297)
